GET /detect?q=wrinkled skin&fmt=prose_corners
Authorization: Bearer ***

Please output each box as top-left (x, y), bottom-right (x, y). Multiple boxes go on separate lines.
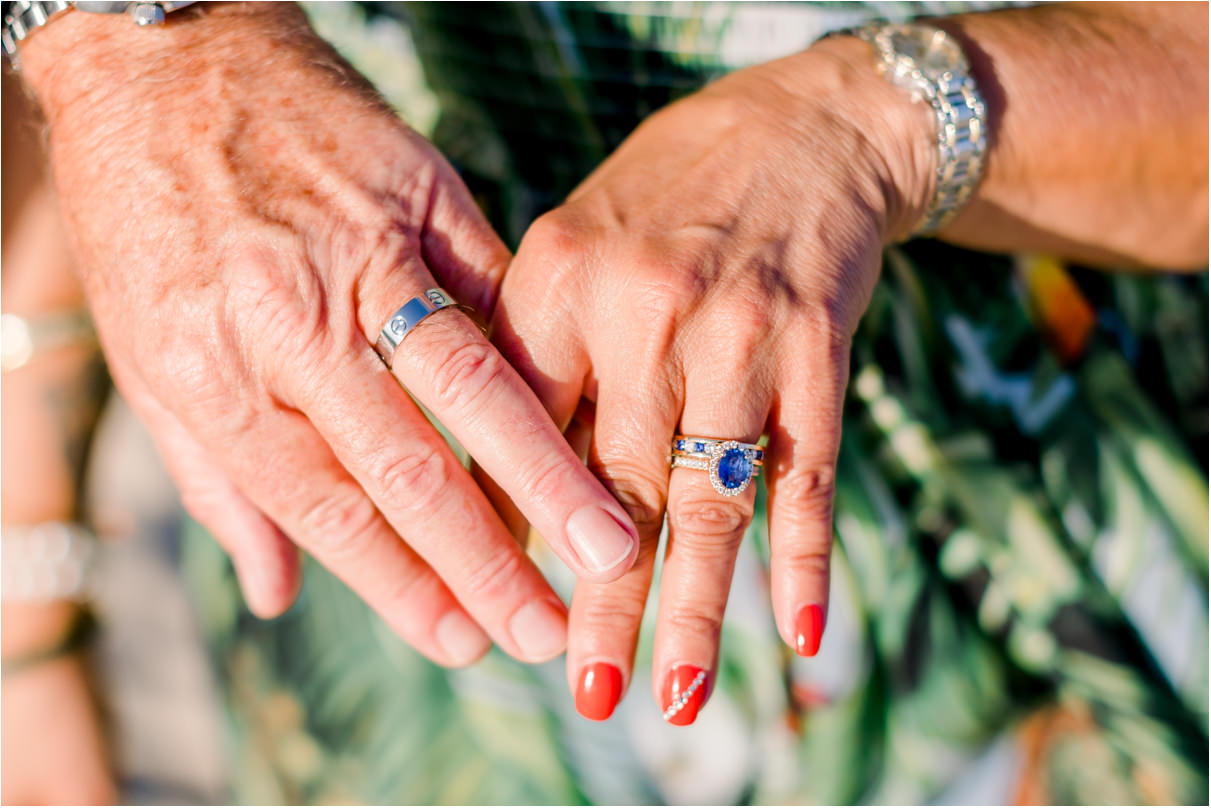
top-left (491, 38), bottom-right (933, 715)
top-left (23, 4), bottom-right (640, 667)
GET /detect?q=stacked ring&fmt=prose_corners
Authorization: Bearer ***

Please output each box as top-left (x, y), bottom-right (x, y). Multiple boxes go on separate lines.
top-left (669, 435), bottom-right (764, 496)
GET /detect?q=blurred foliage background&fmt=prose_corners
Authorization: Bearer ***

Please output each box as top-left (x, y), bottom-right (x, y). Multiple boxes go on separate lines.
top-left (181, 3), bottom-right (1208, 804)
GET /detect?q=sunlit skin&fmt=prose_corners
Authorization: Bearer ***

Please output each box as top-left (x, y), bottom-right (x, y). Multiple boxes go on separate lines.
top-left (17, 3), bottom-right (647, 674)
top-left (4, 15), bottom-right (1205, 800)
top-left (490, 4), bottom-right (1207, 719)
top-left (2, 73), bottom-right (115, 803)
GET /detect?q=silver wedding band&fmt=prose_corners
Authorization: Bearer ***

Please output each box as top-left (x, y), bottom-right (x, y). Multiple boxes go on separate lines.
top-left (374, 288), bottom-right (457, 369)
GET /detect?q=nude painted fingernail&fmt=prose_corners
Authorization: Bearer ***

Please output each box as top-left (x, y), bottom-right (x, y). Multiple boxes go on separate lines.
top-left (794, 603), bottom-right (825, 657)
top-left (566, 506), bottom-right (637, 574)
top-left (508, 600), bottom-right (567, 662)
top-left (435, 611), bottom-right (491, 666)
top-left (661, 664), bottom-right (708, 726)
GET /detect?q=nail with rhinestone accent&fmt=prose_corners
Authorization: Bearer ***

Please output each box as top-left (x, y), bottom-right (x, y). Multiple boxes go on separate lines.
top-left (794, 603), bottom-right (825, 657)
top-left (661, 665), bottom-right (708, 726)
top-left (575, 662), bottom-right (623, 721)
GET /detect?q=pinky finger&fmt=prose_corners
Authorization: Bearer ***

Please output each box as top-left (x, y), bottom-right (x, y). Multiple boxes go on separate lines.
top-left (128, 384), bottom-right (301, 618)
top-left (766, 355), bottom-right (848, 657)
top-left (176, 451), bottom-right (302, 619)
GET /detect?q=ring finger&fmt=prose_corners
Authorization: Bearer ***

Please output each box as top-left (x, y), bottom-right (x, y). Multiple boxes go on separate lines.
top-left (653, 378), bottom-right (770, 726)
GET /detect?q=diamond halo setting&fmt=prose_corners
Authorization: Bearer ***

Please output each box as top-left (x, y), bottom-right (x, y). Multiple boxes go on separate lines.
top-left (670, 435), bottom-right (763, 496)
top-left (707, 440), bottom-right (756, 496)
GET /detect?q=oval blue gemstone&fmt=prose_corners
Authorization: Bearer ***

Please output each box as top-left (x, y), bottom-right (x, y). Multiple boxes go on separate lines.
top-left (716, 449), bottom-right (752, 489)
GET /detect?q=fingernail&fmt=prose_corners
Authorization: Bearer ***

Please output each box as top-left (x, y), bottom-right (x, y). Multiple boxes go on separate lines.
top-left (661, 664), bottom-right (708, 726)
top-left (575, 662), bottom-right (623, 721)
top-left (566, 506), bottom-right (636, 575)
top-left (508, 600), bottom-right (567, 662)
top-left (794, 603), bottom-right (825, 657)
top-left (435, 610), bottom-right (491, 666)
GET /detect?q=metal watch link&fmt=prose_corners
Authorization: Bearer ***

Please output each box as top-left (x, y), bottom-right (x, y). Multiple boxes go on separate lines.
top-left (2, 0), bottom-right (196, 66)
top-left (848, 22), bottom-right (988, 237)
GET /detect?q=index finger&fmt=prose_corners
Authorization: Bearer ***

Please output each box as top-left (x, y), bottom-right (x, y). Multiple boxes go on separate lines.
top-left (384, 300), bottom-right (640, 582)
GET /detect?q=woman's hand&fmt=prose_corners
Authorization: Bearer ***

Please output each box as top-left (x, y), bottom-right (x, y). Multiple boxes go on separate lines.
top-left (492, 37), bottom-right (932, 721)
top-left (18, 3), bottom-right (639, 667)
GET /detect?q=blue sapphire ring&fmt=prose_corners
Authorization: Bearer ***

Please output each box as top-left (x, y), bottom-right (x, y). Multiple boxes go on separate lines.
top-left (670, 436), bottom-right (764, 497)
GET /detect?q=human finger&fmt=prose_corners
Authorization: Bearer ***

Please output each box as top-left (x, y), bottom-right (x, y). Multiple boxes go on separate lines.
top-left (117, 371), bottom-right (302, 618)
top-left (161, 416), bottom-right (302, 618)
top-left (566, 373), bottom-right (680, 721)
top-left (379, 281), bottom-right (638, 582)
top-left (653, 379), bottom-right (769, 726)
top-left (476, 245), bottom-right (596, 547)
top-left (765, 335), bottom-right (849, 657)
top-left (281, 342), bottom-right (571, 663)
top-left (190, 399), bottom-right (495, 667)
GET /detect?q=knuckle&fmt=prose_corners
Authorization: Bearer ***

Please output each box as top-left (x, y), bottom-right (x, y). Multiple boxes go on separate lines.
top-left (669, 496), bottom-right (751, 540)
top-left (260, 307), bottom-right (336, 391)
top-left (266, 301), bottom-right (336, 371)
top-left (335, 217), bottom-right (415, 279)
top-left (663, 608), bottom-right (723, 643)
top-left (516, 455), bottom-right (574, 509)
top-left (426, 338), bottom-right (509, 415)
top-left (631, 255), bottom-right (703, 320)
top-left (375, 447), bottom-right (451, 507)
top-left (578, 594), bottom-right (644, 634)
top-left (519, 209), bottom-right (588, 265)
top-left (511, 209), bottom-right (595, 304)
top-left (590, 460), bottom-right (667, 534)
top-left (800, 308), bottom-right (853, 361)
top-left (230, 252), bottom-right (338, 384)
top-left (295, 488), bottom-right (380, 559)
top-left (714, 302), bottom-right (774, 362)
top-left (378, 563), bottom-right (438, 616)
top-left (776, 464), bottom-right (837, 523)
top-left (460, 547), bottom-right (528, 600)
top-left (163, 346), bottom-right (261, 439)
top-left (167, 340), bottom-right (228, 407)
top-left (778, 546), bottom-right (832, 578)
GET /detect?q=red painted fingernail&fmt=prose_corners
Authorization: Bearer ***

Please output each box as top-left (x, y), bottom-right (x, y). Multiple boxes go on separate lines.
top-left (794, 603), bottom-right (825, 657)
top-left (661, 665), bottom-right (708, 726)
top-left (575, 662), bottom-right (623, 721)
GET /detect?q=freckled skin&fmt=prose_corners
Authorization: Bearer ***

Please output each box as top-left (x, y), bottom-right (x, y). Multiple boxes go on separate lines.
top-left (15, 2), bottom-right (645, 673)
top-left (10, 0), bottom-right (1206, 735)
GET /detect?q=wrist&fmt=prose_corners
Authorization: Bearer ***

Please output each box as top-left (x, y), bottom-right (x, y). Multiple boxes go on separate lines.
top-left (802, 35), bottom-right (936, 243)
top-left (17, 1), bottom-right (310, 122)
top-left (1, 600), bottom-right (83, 659)
top-left (1, 603), bottom-right (96, 679)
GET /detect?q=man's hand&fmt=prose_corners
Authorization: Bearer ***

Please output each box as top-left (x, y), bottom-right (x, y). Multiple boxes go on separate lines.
top-left (18, 3), bottom-right (639, 666)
